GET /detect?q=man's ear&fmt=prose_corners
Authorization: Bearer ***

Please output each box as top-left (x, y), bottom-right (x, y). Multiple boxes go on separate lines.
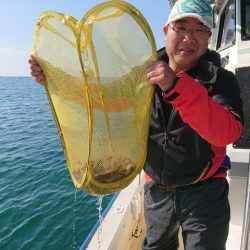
top-left (163, 25), bottom-right (169, 35)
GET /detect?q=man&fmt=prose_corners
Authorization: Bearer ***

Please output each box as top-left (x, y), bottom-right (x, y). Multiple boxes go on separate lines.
top-left (143, 0), bottom-right (243, 250)
top-left (29, 0), bottom-right (244, 249)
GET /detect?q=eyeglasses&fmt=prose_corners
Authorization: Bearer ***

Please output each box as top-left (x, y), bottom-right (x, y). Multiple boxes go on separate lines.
top-left (169, 25), bottom-right (211, 38)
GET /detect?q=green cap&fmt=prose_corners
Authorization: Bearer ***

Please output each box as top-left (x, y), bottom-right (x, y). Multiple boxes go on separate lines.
top-left (166, 0), bottom-right (213, 29)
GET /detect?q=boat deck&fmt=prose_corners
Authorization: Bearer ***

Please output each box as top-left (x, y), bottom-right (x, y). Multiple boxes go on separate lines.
top-left (85, 166), bottom-right (248, 250)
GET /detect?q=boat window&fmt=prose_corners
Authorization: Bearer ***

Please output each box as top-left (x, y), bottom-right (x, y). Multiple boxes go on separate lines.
top-left (216, 0), bottom-right (235, 50)
top-left (242, 0), bottom-right (250, 40)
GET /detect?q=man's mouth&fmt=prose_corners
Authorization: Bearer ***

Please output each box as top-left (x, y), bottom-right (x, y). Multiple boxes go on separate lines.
top-left (179, 48), bottom-right (195, 53)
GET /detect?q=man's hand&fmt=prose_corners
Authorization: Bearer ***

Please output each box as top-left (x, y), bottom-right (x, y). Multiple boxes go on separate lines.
top-left (146, 61), bottom-right (177, 91)
top-left (28, 55), bottom-right (45, 84)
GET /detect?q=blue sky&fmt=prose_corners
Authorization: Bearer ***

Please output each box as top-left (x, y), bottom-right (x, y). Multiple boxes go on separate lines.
top-left (0, 0), bottom-right (170, 76)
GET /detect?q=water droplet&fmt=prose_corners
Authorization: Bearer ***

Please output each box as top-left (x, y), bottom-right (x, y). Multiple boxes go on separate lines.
top-left (96, 195), bottom-right (104, 250)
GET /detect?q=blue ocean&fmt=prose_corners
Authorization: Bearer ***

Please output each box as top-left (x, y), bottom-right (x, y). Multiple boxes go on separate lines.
top-left (0, 77), bottom-right (112, 250)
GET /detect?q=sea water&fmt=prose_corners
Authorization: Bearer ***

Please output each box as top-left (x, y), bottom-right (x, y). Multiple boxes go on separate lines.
top-left (0, 77), bottom-right (113, 250)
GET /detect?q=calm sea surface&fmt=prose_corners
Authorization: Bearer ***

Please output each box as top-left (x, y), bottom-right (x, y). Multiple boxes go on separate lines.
top-left (0, 77), bottom-right (112, 250)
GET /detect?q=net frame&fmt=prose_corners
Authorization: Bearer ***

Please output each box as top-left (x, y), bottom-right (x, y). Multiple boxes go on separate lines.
top-left (32, 1), bottom-right (157, 195)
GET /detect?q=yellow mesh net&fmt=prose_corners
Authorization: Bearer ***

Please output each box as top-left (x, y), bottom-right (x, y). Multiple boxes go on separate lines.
top-left (32, 1), bottom-right (157, 195)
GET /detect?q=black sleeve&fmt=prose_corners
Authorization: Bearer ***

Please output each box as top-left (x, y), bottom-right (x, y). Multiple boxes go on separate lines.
top-left (212, 68), bottom-right (244, 125)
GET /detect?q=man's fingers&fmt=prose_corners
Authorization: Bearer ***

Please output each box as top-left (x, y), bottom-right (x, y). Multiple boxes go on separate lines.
top-left (146, 62), bottom-right (159, 72)
top-left (32, 75), bottom-right (45, 84)
top-left (30, 64), bottom-right (43, 72)
top-left (30, 55), bottom-right (38, 63)
top-left (146, 70), bottom-right (159, 79)
top-left (36, 76), bottom-right (45, 83)
top-left (28, 55), bottom-right (45, 84)
top-left (148, 75), bottom-right (161, 85)
top-left (30, 70), bottom-right (44, 77)
top-left (31, 71), bottom-right (45, 83)
top-left (28, 58), bottom-right (39, 66)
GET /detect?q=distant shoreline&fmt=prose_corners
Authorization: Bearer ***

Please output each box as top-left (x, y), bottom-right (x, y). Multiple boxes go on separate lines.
top-left (0, 76), bottom-right (31, 78)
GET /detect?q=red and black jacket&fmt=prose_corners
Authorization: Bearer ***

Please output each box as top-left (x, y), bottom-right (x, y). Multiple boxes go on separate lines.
top-left (144, 48), bottom-right (244, 186)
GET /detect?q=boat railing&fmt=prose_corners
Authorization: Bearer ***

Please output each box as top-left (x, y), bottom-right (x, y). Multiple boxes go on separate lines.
top-left (79, 192), bottom-right (119, 250)
top-left (240, 153), bottom-right (250, 250)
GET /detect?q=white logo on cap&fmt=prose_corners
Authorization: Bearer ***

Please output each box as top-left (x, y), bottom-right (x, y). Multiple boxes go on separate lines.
top-left (181, 0), bottom-right (212, 16)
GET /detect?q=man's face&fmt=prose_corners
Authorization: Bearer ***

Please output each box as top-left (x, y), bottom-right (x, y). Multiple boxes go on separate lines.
top-left (164, 17), bottom-right (211, 72)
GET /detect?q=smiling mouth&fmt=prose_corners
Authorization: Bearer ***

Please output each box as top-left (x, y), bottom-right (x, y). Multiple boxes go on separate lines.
top-left (179, 48), bottom-right (195, 53)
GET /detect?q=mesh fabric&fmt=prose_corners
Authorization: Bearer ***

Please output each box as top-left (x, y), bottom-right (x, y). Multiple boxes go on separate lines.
top-left (33, 1), bottom-right (157, 195)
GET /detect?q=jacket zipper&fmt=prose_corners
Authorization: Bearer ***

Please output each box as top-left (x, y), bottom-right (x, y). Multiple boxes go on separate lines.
top-left (160, 103), bottom-right (176, 185)
top-left (159, 102), bottom-right (176, 146)
top-left (159, 97), bottom-right (167, 185)
top-left (166, 108), bottom-right (177, 134)
top-left (195, 133), bottom-right (200, 157)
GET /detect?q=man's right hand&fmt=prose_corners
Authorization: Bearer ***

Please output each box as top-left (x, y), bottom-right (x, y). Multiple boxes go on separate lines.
top-left (28, 56), bottom-right (45, 84)
top-left (146, 60), bottom-right (177, 92)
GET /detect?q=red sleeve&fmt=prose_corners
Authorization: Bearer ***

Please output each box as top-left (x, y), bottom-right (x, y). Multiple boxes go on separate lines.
top-left (162, 72), bottom-right (243, 147)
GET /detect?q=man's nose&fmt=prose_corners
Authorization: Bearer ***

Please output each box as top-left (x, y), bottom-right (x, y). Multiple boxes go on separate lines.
top-left (183, 31), bottom-right (196, 40)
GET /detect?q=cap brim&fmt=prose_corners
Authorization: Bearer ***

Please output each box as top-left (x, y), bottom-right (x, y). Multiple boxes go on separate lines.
top-left (166, 13), bottom-right (211, 29)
